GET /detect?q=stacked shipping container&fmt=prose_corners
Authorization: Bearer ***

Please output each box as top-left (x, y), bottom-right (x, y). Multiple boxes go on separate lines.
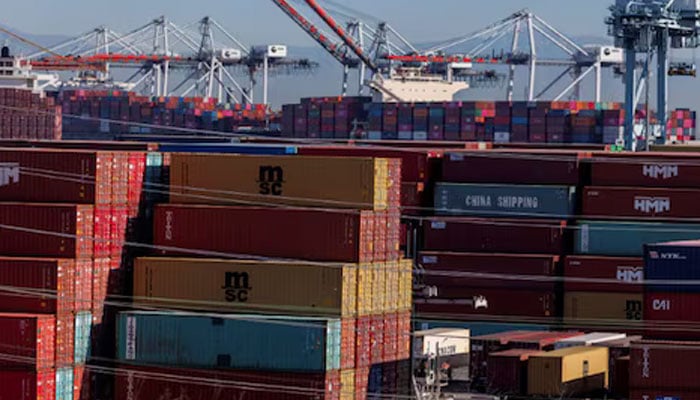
top-left (0, 88), bottom-right (62, 140)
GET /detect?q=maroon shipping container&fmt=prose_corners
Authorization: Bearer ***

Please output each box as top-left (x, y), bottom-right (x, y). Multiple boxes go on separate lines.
top-left (469, 331), bottom-right (545, 388)
top-left (629, 340), bottom-right (700, 390)
top-left (644, 292), bottom-right (700, 338)
top-left (612, 356), bottom-right (629, 399)
top-left (154, 205), bottom-right (374, 262)
top-left (422, 217), bottom-right (569, 254)
top-left (0, 204), bottom-right (93, 258)
top-left (441, 150), bottom-right (586, 185)
top-left (583, 186), bottom-right (700, 218)
top-left (0, 370), bottom-right (55, 400)
top-left (564, 256), bottom-right (644, 292)
top-left (370, 315), bottom-right (385, 364)
top-left (588, 153), bottom-right (700, 188)
top-left (0, 258), bottom-right (75, 315)
top-left (415, 289), bottom-right (558, 319)
top-left (629, 390), bottom-right (700, 400)
top-left (356, 316), bottom-right (371, 368)
top-left (417, 252), bottom-right (559, 290)
top-left (0, 314), bottom-right (55, 370)
top-left (487, 349), bottom-right (541, 395)
top-left (0, 148), bottom-right (113, 204)
top-left (507, 331), bottom-right (583, 350)
top-left (115, 364), bottom-right (339, 400)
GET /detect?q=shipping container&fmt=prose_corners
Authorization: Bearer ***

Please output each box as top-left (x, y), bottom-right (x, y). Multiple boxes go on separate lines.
top-left (114, 364), bottom-right (339, 400)
top-left (588, 153), bottom-right (700, 188)
top-left (644, 291), bottom-right (700, 336)
top-left (527, 346), bottom-right (609, 396)
top-left (417, 252), bottom-right (559, 290)
top-left (564, 292), bottom-right (643, 327)
top-left (133, 257), bottom-right (358, 317)
top-left (434, 183), bottom-right (577, 219)
top-left (583, 186), bottom-right (700, 218)
top-left (564, 256), bottom-right (644, 292)
top-left (55, 367), bottom-right (73, 400)
top-left (117, 311), bottom-right (346, 372)
top-left (154, 205), bottom-right (375, 262)
top-left (413, 329), bottom-right (470, 367)
top-left (0, 314), bottom-right (55, 371)
top-left (554, 333), bottom-right (627, 349)
top-left (441, 150), bottom-right (583, 185)
top-left (629, 390), bottom-right (700, 400)
top-left (574, 220), bottom-right (700, 256)
top-left (0, 370), bottom-right (55, 400)
top-left (0, 258), bottom-right (75, 314)
top-left (630, 340), bottom-right (700, 390)
top-left (415, 289), bottom-right (558, 320)
top-left (644, 240), bottom-right (700, 292)
top-left (422, 217), bottom-right (569, 254)
top-left (168, 153), bottom-right (391, 210)
top-left (74, 311), bottom-right (92, 366)
top-left (487, 349), bottom-right (542, 395)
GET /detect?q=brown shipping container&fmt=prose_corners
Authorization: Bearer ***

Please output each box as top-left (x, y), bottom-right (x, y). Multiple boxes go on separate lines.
top-left (588, 152), bottom-right (700, 188)
top-left (612, 356), bottom-right (629, 398)
top-left (0, 258), bottom-right (75, 314)
top-left (487, 349), bottom-right (542, 395)
top-left (564, 256), bottom-right (643, 292)
top-left (0, 148), bottom-right (113, 204)
top-left (442, 150), bottom-right (585, 185)
top-left (0, 204), bottom-right (93, 258)
top-left (422, 217), bottom-right (568, 254)
top-left (564, 292), bottom-right (643, 328)
top-left (527, 346), bottom-right (609, 396)
top-left (630, 340), bottom-right (700, 390)
top-left (415, 289), bottom-right (558, 319)
top-left (629, 390), bottom-right (700, 400)
top-left (583, 186), bottom-right (700, 218)
top-left (169, 153), bottom-right (391, 210)
top-left (469, 331), bottom-right (545, 388)
top-left (0, 313), bottom-right (55, 370)
top-left (153, 205), bottom-right (374, 262)
top-left (133, 257), bottom-right (358, 317)
top-left (417, 252), bottom-right (559, 290)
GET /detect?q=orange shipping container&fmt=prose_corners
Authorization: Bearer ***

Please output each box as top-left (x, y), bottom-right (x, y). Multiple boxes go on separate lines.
top-left (169, 154), bottom-right (391, 210)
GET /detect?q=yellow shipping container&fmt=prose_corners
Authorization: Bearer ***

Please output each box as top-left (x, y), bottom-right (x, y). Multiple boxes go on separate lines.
top-left (133, 257), bottom-right (357, 317)
top-left (384, 261), bottom-right (399, 312)
top-left (527, 346), bottom-right (609, 396)
top-left (564, 292), bottom-right (643, 325)
top-left (398, 259), bottom-right (414, 311)
top-left (357, 263), bottom-right (374, 316)
top-left (169, 153), bottom-right (389, 210)
top-left (340, 369), bottom-right (355, 400)
top-left (371, 263), bottom-right (386, 314)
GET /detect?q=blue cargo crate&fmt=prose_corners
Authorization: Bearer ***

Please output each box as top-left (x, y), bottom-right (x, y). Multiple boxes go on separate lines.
top-left (575, 221), bottom-right (700, 256)
top-left (512, 117), bottom-right (529, 125)
top-left (645, 240), bottom-right (700, 292)
top-left (117, 311), bottom-right (343, 372)
top-left (434, 183), bottom-right (577, 218)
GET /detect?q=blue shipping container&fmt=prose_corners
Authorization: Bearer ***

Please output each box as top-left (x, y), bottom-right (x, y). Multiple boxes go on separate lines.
top-left (644, 240), bottom-right (700, 292)
top-left (74, 311), bottom-right (92, 365)
top-left (575, 221), bottom-right (700, 256)
top-left (368, 364), bottom-right (383, 400)
top-left (434, 183), bottom-right (577, 218)
top-left (55, 367), bottom-right (74, 400)
top-left (117, 312), bottom-right (342, 372)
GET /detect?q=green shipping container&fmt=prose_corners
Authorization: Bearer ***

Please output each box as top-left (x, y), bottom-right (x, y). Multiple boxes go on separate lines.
top-left (55, 367), bottom-right (73, 400)
top-left (74, 311), bottom-right (92, 365)
top-left (575, 220), bottom-right (700, 256)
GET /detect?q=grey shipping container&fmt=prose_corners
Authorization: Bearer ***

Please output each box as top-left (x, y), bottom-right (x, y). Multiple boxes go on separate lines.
top-left (434, 183), bottom-right (576, 219)
top-left (117, 311), bottom-right (343, 372)
top-left (575, 220), bottom-right (700, 256)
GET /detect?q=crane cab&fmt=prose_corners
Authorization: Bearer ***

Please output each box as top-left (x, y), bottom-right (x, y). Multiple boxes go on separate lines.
top-left (668, 62), bottom-right (697, 77)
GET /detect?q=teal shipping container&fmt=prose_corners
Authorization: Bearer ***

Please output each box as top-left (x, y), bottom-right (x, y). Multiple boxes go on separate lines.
top-left (434, 183), bottom-right (577, 218)
top-left (55, 367), bottom-right (73, 400)
top-left (74, 311), bottom-right (92, 365)
top-left (117, 311), bottom-right (342, 372)
top-left (575, 220), bottom-right (700, 256)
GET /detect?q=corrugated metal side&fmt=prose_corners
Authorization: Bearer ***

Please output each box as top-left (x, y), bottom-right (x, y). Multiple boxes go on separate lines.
top-left (644, 292), bottom-right (700, 338)
top-left (415, 288), bottom-right (558, 319)
top-left (630, 341), bottom-right (700, 390)
top-left (0, 370), bottom-right (55, 400)
top-left (74, 312), bottom-right (92, 366)
top-left (583, 186), bottom-right (700, 218)
top-left (629, 390), bottom-right (700, 400)
top-left (0, 314), bottom-right (55, 370)
top-left (564, 292), bottom-right (643, 327)
top-left (644, 241), bottom-right (700, 292)
top-left (55, 367), bottom-right (74, 400)
top-left (398, 260), bottom-right (413, 312)
top-left (575, 220), bottom-right (700, 256)
top-left (56, 313), bottom-right (75, 367)
top-left (0, 258), bottom-right (73, 314)
top-left (588, 154), bottom-right (700, 188)
top-left (340, 369), bottom-right (355, 400)
top-left (564, 256), bottom-right (643, 292)
top-left (487, 349), bottom-right (541, 395)
top-left (527, 347), bottom-right (608, 395)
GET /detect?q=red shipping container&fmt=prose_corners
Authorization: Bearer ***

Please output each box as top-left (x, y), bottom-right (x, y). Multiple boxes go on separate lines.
top-left (55, 312), bottom-right (74, 367)
top-left (73, 366), bottom-right (89, 400)
top-left (644, 292), bottom-right (700, 338)
top-left (0, 204), bottom-right (93, 258)
top-left (0, 314), bottom-right (55, 370)
top-left (111, 153), bottom-right (130, 204)
top-left (74, 259), bottom-right (92, 312)
top-left (0, 258), bottom-right (75, 314)
top-left (127, 152), bottom-right (146, 205)
top-left (373, 211), bottom-right (387, 261)
top-left (583, 186), bottom-right (700, 218)
top-left (415, 289), bottom-right (558, 319)
top-left (589, 153), bottom-right (700, 188)
top-left (92, 258), bottom-right (110, 322)
top-left (356, 316), bottom-right (371, 368)
top-left (564, 256), bottom-right (644, 292)
top-left (422, 217), bottom-right (568, 254)
top-left (154, 205), bottom-right (375, 263)
top-left (0, 149), bottom-right (113, 204)
top-left (110, 205), bottom-right (129, 258)
top-left (115, 364), bottom-right (339, 400)
top-left (629, 340), bottom-right (700, 390)
top-left (396, 311), bottom-right (411, 360)
top-left (629, 390), bottom-right (700, 400)
top-left (418, 252), bottom-right (559, 290)
top-left (0, 370), bottom-right (55, 400)
top-left (383, 313), bottom-right (398, 362)
top-left (370, 315), bottom-right (385, 364)
top-left (441, 150), bottom-right (585, 185)
top-left (355, 367), bottom-right (369, 400)
top-left (93, 206), bottom-right (112, 259)
top-left (341, 318), bottom-right (355, 370)
top-left (487, 349), bottom-right (541, 395)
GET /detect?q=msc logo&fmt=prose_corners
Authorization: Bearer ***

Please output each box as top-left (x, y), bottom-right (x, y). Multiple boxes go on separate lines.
top-left (222, 271), bottom-right (252, 302)
top-left (258, 166), bottom-right (284, 196)
top-left (625, 300), bottom-right (643, 320)
top-left (617, 266), bottom-right (643, 283)
top-left (642, 164), bottom-right (679, 180)
top-left (0, 163), bottom-right (19, 187)
top-left (634, 196), bottom-right (671, 214)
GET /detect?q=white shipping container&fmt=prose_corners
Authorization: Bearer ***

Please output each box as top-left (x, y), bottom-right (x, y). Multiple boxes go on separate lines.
top-left (554, 332), bottom-right (627, 350)
top-left (413, 328), bottom-right (470, 357)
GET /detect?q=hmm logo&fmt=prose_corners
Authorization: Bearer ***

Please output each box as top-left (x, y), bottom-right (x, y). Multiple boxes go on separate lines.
top-left (473, 296), bottom-right (488, 310)
top-left (617, 266), bottom-right (643, 283)
top-left (222, 271), bottom-right (252, 302)
top-left (258, 166), bottom-right (284, 196)
top-left (642, 164), bottom-right (678, 180)
top-left (634, 196), bottom-right (671, 214)
top-left (0, 163), bottom-right (19, 187)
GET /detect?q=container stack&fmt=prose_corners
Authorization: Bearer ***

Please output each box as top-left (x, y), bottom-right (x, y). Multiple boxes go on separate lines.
top-left (115, 153), bottom-right (412, 399)
top-left (0, 148), bottom-right (146, 399)
top-left (281, 96), bottom-right (370, 139)
top-left (629, 340), bottom-right (700, 398)
top-left (666, 108), bottom-right (696, 142)
top-left (0, 88), bottom-right (62, 140)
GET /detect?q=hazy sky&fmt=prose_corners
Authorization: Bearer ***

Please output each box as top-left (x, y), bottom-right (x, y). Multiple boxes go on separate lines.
top-left (6, 0), bottom-right (612, 46)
